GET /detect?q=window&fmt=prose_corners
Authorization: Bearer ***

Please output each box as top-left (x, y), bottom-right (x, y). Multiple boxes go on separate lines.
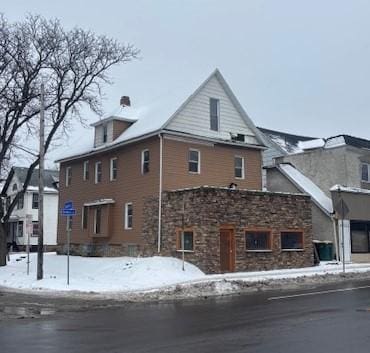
top-left (103, 124), bottom-right (108, 143)
top-left (188, 149), bottom-right (200, 173)
top-left (95, 161), bottom-right (102, 183)
top-left (110, 158), bottom-right (118, 181)
top-left (177, 230), bottom-right (194, 251)
top-left (281, 231), bottom-right (303, 250)
top-left (210, 98), bottom-right (220, 131)
top-left (83, 161), bottom-right (89, 181)
top-left (65, 166), bottom-right (72, 187)
top-left (361, 163), bottom-right (370, 183)
top-left (6, 196), bottom-right (10, 210)
top-left (32, 221), bottom-right (39, 237)
top-left (235, 156), bottom-right (245, 179)
top-left (12, 183), bottom-right (17, 191)
top-left (32, 193), bottom-right (39, 209)
top-left (125, 203), bottom-right (133, 229)
top-left (94, 207), bottom-right (101, 234)
top-left (17, 221), bottom-right (23, 237)
top-left (351, 222), bottom-right (370, 253)
top-left (141, 149), bottom-right (150, 174)
top-left (82, 206), bottom-right (88, 230)
top-left (17, 194), bottom-right (24, 210)
top-left (245, 231), bottom-right (271, 251)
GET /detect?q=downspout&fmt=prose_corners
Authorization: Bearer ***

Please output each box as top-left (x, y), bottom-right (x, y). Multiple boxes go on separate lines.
top-left (157, 133), bottom-right (163, 253)
top-left (331, 215), bottom-right (339, 262)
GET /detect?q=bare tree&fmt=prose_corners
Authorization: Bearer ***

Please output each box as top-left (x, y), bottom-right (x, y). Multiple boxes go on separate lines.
top-left (0, 14), bottom-right (139, 265)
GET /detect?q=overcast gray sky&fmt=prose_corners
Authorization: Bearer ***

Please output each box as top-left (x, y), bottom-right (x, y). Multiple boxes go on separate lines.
top-left (3, 0), bottom-right (370, 165)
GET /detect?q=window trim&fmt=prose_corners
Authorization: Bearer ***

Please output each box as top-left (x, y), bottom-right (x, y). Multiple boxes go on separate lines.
top-left (82, 206), bottom-right (88, 230)
top-left (234, 156), bottom-right (245, 179)
top-left (95, 161), bottom-right (102, 184)
top-left (124, 202), bottom-right (133, 230)
top-left (32, 221), bottom-right (39, 237)
top-left (17, 194), bottom-right (24, 210)
top-left (83, 161), bottom-right (89, 181)
top-left (245, 229), bottom-right (272, 252)
top-left (32, 193), bottom-right (39, 209)
top-left (141, 149), bottom-right (150, 175)
top-left (17, 221), bottom-right (24, 238)
top-left (66, 166), bottom-right (72, 187)
top-left (361, 163), bottom-right (370, 183)
top-left (110, 157), bottom-right (118, 181)
top-left (188, 149), bottom-right (201, 174)
top-left (209, 97), bottom-right (220, 132)
top-left (280, 230), bottom-right (304, 251)
top-left (102, 124), bottom-right (108, 143)
top-left (176, 228), bottom-right (195, 252)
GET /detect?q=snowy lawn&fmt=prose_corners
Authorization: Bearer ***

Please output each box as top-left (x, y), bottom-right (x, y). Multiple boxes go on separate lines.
top-left (0, 253), bottom-right (205, 293)
top-left (1, 253), bottom-right (370, 295)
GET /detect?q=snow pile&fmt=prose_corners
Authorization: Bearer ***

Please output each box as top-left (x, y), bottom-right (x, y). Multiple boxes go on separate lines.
top-left (278, 164), bottom-right (333, 214)
top-left (298, 138), bottom-right (325, 150)
top-left (0, 253), bottom-right (205, 293)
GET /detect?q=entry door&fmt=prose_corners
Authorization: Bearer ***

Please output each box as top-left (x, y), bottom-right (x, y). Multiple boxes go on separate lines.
top-left (220, 229), bottom-right (235, 272)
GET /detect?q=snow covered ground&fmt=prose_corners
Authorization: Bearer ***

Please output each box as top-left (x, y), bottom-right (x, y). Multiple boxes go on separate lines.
top-left (1, 253), bottom-right (370, 296)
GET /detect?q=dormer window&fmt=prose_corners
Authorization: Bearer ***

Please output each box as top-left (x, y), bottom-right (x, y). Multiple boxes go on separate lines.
top-left (210, 98), bottom-right (220, 131)
top-left (103, 124), bottom-right (108, 143)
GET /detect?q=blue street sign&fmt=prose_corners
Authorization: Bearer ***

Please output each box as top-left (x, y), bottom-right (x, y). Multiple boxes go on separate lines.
top-left (62, 201), bottom-right (76, 216)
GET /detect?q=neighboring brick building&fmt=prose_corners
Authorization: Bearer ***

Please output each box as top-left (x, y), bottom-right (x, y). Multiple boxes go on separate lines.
top-left (56, 69), bottom-right (314, 272)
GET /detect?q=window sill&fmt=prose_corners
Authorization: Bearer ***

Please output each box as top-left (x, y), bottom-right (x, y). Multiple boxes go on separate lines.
top-left (188, 172), bottom-right (200, 175)
top-left (282, 249), bottom-right (304, 252)
top-left (124, 228), bottom-right (133, 231)
top-left (235, 177), bottom-right (245, 180)
top-left (176, 250), bottom-right (194, 253)
top-left (246, 250), bottom-right (272, 253)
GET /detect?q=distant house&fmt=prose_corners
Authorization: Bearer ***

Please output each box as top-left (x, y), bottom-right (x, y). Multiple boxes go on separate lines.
top-left (55, 69), bottom-right (314, 273)
top-left (264, 132), bottom-right (370, 263)
top-left (1, 167), bottom-right (59, 250)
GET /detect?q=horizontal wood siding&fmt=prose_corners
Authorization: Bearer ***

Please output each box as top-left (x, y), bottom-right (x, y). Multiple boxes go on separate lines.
top-left (166, 76), bottom-right (259, 145)
top-left (57, 136), bottom-right (160, 246)
top-left (162, 137), bottom-right (262, 191)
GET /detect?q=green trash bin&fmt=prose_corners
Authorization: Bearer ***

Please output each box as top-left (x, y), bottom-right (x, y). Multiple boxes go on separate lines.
top-left (314, 241), bottom-right (333, 261)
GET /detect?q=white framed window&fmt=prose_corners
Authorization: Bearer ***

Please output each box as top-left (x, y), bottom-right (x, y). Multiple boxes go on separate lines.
top-left (32, 193), bottom-right (39, 209)
top-left (188, 149), bottom-right (200, 174)
top-left (32, 221), bottom-right (39, 237)
top-left (361, 163), bottom-right (370, 183)
top-left (234, 156), bottom-right (245, 179)
top-left (110, 157), bottom-right (118, 181)
top-left (95, 161), bottom-right (102, 183)
top-left (210, 98), bottom-right (220, 131)
top-left (94, 207), bottom-right (101, 234)
top-left (102, 124), bottom-right (108, 143)
top-left (66, 166), bottom-right (72, 187)
top-left (124, 202), bottom-right (133, 230)
top-left (82, 206), bottom-right (88, 230)
top-left (83, 161), bottom-right (89, 181)
top-left (141, 149), bottom-right (150, 174)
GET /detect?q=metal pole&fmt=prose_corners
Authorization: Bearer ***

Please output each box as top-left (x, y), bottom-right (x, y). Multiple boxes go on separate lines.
top-left (182, 195), bottom-right (185, 271)
top-left (37, 82), bottom-right (45, 280)
top-left (341, 199), bottom-right (345, 273)
top-left (27, 230), bottom-right (30, 276)
top-left (67, 216), bottom-right (71, 285)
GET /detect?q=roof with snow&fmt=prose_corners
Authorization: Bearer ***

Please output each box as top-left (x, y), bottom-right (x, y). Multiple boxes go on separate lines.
top-left (325, 135), bottom-right (370, 150)
top-left (258, 127), bottom-right (318, 155)
top-left (277, 163), bottom-right (333, 215)
top-left (56, 69), bottom-right (266, 162)
top-left (330, 185), bottom-right (370, 195)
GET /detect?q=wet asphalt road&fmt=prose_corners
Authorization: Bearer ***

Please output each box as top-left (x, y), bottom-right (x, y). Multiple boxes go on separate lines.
top-left (1, 280), bottom-right (370, 353)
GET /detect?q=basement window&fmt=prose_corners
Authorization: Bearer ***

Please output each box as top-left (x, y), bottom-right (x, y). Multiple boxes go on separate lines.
top-left (177, 230), bottom-right (194, 252)
top-left (245, 231), bottom-right (271, 251)
top-left (281, 231), bottom-right (303, 250)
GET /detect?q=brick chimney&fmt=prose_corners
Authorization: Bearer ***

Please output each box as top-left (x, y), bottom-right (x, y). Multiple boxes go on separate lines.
top-left (120, 96), bottom-right (131, 107)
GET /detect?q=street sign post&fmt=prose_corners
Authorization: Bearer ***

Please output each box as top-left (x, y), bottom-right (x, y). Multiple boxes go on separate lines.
top-left (62, 201), bottom-right (76, 285)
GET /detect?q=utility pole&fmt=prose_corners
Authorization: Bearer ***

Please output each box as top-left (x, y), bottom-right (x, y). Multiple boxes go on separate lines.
top-left (37, 83), bottom-right (45, 280)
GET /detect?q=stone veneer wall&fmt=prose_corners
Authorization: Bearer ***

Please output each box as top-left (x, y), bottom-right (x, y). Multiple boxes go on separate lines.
top-left (142, 187), bottom-right (314, 273)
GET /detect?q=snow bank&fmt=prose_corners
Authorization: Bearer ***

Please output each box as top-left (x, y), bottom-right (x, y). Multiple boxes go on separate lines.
top-left (0, 253), bottom-right (205, 293)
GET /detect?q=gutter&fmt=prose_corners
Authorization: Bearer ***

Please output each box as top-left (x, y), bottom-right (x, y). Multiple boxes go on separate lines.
top-left (157, 133), bottom-right (163, 253)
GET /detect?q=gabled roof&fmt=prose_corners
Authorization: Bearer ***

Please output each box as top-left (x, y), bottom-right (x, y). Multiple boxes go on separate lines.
top-left (2, 167), bottom-right (59, 194)
top-left (277, 163), bottom-right (333, 215)
top-left (56, 69), bottom-right (266, 162)
top-left (258, 127), bottom-right (318, 155)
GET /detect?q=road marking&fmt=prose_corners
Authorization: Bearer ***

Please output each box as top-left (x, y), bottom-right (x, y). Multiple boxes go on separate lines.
top-left (268, 285), bottom-right (370, 301)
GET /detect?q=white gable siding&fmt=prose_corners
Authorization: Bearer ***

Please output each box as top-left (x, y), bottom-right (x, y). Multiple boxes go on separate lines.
top-left (166, 76), bottom-right (259, 145)
top-left (94, 121), bottom-right (114, 147)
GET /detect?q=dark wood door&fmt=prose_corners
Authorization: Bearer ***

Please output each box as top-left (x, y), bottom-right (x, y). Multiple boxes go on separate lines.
top-left (220, 229), bottom-right (235, 273)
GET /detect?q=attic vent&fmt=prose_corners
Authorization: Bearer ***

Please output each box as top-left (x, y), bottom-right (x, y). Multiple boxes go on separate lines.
top-left (231, 133), bottom-right (245, 142)
top-left (120, 96), bottom-right (131, 107)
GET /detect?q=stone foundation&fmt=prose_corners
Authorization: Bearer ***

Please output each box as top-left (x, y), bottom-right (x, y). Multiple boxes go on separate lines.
top-left (143, 187), bottom-right (314, 273)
